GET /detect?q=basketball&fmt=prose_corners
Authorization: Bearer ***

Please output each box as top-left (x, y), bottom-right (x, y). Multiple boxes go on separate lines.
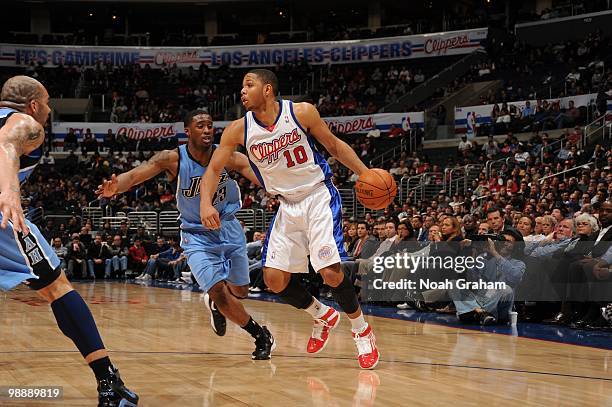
top-left (355, 169), bottom-right (397, 210)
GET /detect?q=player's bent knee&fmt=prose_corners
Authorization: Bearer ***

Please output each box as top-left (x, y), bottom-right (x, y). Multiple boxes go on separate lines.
top-left (227, 284), bottom-right (249, 299)
top-left (263, 267), bottom-right (290, 293)
top-left (34, 271), bottom-right (73, 303)
top-left (27, 266), bottom-right (62, 292)
top-left (319, 264), bottom-right (343, 287)
top-left (208, 281), bottom-right (228, 302)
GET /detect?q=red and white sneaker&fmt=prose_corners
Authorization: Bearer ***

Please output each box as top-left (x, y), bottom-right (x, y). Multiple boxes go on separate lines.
top-left (352, 324), bottom-right (379, 369)
top-left (307, 307), bottom-right (340, 354)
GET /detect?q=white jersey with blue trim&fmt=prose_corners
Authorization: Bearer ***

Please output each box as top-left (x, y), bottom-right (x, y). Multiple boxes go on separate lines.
top-left (0, 108), bottom-right (42, 184)
top-left (176, 144), bottom-right (241, 232)
top-left (244, 99), bottom-right (332, 199)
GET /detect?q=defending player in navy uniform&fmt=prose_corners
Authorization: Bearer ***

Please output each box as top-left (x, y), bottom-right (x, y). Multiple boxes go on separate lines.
top-left (0, 76), bottom-right (138, 406)
top-left (96, 110), bottom-right (275, 360)
top-left (200, 69), bottom-right (380, 369)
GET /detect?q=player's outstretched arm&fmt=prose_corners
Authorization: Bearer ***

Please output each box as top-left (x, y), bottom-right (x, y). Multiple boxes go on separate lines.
top-left (200, 119), bottom-right (244, 230)
top-left (293, 102), bottom-right (368, 176)
top-left (0, 113), bottom-right (44, 233)
top-left (96, 149), bottom-right (178, 198)
top-left (227, 151), bottom-right (261, 187)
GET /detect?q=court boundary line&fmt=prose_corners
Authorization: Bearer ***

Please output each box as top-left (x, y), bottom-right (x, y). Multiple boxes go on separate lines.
top-left (1, 349), bottom-right (611, 383)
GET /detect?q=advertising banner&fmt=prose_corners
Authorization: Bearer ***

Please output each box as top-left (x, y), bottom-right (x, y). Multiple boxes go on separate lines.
top-left (1, 28), bottom-right (487, 68)
top-left (52, 111), bottom-right (425, 143)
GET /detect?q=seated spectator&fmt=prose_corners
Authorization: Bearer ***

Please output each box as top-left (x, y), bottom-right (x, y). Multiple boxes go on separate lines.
top-left (128, 238), bottom-right (149, 276)
top-left (450, 229), bottom-right (526, 325)
top-left (137, 237), bottom-right (181, 281)
top-left (87, 234), bottom-right (112, 279)
top-left (63, 128), bottom-right (79, 151)
top-left (458, 135), bottom-right (473, 157)
top-left (108, 234), bottom-right (129, 278)
top-left (66, 234), bottom-right (88, 279)
top-left (51, 237), bottom-right (67, 276)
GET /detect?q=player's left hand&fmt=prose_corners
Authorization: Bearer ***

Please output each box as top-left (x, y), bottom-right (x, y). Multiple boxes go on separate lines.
top-left (96, 174), bottom-right (119, 197)
top-left (201, 204), bottom-right (221, 230)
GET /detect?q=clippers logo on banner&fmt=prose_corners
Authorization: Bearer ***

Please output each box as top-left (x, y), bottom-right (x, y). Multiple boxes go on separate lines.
top-left (52, 112), bottom-right (425, 144)
top-left (0, 28), bottom-right (487, 68)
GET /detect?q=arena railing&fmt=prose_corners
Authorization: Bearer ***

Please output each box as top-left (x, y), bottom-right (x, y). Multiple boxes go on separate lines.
top-left (399, 174), bottom-right (424, 203)
top-left (44, 214), bottom-right (82, 230)
top-left (399, 172), bottom-right (445, 203)
top-left (368, 136), bottom-right (413, 168)
top-left (158, 211), bottom-right (180, 236)
top-left (446, 164), bottom-right (483, 197)
top-left (583, 113), bottom-right (612, 146)
top-left (99, 216), bottom-right (129, 230)
top-left (127, 212), bottom-right (159, 233)
top-left (538, 161), bottom-right (595, 184)
top-left (485, 157), bottom-right (515, 179)
top-left (24, 207), bottom-right (44, 225)
top-left (82, 207), bottom-right (104, 228)
top-left (235, 209), bottom-right (257, 232)
top-left (253, 209), bottom-right (267, 232)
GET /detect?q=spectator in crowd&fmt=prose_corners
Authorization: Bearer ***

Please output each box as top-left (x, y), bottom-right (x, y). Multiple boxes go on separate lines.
top-left (108, 234), bottom-right (129, 278)
top-left (451, 229), bottom-right (526, 325)
top-left (51, 237), bottom-right (68, 275)
top-left (87, 234), bottom-right (113, 279)
top-left (129, 238), bottom-right (149, 277)
top-left (66, 234), bottom-right (88, 279)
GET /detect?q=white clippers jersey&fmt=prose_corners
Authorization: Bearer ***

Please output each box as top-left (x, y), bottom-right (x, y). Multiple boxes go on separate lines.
top-left (244, 99), bottom-right (332, 199)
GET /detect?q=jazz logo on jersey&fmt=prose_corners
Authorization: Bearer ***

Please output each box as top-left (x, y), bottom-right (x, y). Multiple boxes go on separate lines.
top-left (182, 173), bottom-right (229, 198)
top-left (249, 128), bottom-right (301, 164)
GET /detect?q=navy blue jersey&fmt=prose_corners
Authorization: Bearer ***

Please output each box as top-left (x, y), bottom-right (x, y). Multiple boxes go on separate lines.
top-left (176, 144), bottom-right (241, 232)
top-left (0, 108), bottom-right (42, 184)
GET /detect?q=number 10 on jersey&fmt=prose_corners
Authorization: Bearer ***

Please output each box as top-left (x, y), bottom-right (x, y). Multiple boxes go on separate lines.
top-left (283, 145), bottom-right (308, 168)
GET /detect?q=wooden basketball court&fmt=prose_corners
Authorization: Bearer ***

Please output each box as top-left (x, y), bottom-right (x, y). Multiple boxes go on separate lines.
top-left (1, 281), bottom-right (611, 406)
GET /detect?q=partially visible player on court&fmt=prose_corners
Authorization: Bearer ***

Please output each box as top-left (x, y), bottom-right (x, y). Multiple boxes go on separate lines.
top-left (96, 110), bottom-right (275, 360)
top-left (200, 69), bottom-right (379, 369)
top-left (0, 76), bottom-right (138, 406)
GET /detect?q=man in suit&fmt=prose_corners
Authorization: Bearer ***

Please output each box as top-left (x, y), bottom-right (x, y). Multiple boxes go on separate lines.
top-left (350, 222), bottom-right (378, 259)
top-left (411, 215), bottom-right (429, 242)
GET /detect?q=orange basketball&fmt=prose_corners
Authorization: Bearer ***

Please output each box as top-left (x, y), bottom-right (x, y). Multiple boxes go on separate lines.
top-left (355, 168), bottom-right (397, 210)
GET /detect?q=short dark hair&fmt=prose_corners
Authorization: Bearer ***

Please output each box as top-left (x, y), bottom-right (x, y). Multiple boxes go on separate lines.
top-left (486, 206), bottom-right (504, 217)
top-left (184, 109), bottom-right (211, 128)
top-left (248, 69), bottom-right (279, 96)
top-left (0, 75), bottom-right (45, 111)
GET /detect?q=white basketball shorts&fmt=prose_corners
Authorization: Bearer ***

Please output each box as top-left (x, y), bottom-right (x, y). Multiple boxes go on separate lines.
top-left (262, 180), bottom-right (348, 273)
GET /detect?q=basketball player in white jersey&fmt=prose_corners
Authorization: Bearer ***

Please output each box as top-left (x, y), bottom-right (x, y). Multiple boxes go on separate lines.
top-left (200, 69), bottom-right (379, 369)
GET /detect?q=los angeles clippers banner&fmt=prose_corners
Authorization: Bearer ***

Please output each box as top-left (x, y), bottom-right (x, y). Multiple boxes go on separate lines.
top-left (52, 111), bottom-right (425, 144)
top-left (0, 28), bottom-right (487, 68)
top-left (454, 93), bottom-right (612, 136)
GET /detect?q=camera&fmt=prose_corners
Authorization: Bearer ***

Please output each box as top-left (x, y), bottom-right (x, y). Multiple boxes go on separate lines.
top-left (471, 233), bottom-right (506, 242)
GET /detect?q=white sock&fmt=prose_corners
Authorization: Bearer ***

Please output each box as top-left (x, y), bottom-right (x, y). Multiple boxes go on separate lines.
top-left (304, 297), bottom-right (329, 319)
top-left (350, 312), bottom-right (368, 333)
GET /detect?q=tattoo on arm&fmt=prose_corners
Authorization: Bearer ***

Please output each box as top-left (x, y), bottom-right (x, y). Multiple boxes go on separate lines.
top-left (27, 128), bottom-right (43, 141)
top-left (3, 117), bottom-right (44, 155)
